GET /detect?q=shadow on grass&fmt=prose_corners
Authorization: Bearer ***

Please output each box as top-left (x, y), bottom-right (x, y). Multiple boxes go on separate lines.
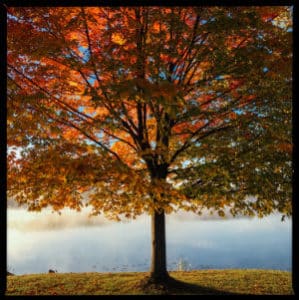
top-left (138, 275), bottom-right (241, 295)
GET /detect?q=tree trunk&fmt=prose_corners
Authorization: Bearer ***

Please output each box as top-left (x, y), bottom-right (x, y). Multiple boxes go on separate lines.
top-left (150, 209), bottom-right (169, 281)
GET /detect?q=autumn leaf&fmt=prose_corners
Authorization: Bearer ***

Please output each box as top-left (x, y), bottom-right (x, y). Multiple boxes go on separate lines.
top-left (111, 32), bottom-right (127, 45)
top-left (152, 21), bottom-right (160, 33)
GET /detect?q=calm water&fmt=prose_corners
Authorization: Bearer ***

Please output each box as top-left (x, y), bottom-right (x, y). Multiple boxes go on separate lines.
top-left (7, 208), bottom-right (292, 275)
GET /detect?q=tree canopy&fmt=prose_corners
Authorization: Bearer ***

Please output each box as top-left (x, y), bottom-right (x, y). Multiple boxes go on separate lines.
top-left (7, 6), bottom-right (292, 220)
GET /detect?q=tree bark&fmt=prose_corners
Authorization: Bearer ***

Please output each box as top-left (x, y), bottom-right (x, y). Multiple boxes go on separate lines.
top-left (150, 209), bottom-right (169, 281)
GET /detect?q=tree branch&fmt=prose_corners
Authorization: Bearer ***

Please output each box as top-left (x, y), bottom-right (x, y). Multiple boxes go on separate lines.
top-left (8, 64), bottom-right (96, 124)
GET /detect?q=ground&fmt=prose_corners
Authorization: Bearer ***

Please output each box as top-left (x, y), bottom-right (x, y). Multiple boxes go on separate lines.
top-left (6, 269), bottom-right (293, 295)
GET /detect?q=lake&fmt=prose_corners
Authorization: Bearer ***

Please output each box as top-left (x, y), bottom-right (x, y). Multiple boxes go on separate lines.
top-left (7, 208), bottom-right (292, 275)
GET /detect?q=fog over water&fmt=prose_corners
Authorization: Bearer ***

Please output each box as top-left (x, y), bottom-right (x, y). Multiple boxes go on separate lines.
top-left (7, 208), bottom-right (292, 275)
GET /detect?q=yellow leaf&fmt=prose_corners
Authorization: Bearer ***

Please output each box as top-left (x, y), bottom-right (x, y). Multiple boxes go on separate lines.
top-left (111, 33), bottom-right (126, 45)
top-left (69, 81), bottom-right (78, 87)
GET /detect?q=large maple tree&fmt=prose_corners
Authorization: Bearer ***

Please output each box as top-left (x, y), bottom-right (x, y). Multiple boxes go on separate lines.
top-left (7, 6), bottom-right (292, 282)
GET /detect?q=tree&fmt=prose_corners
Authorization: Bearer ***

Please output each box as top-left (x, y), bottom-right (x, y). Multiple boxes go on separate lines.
top-left (7, 6), bottom-right (292, 283)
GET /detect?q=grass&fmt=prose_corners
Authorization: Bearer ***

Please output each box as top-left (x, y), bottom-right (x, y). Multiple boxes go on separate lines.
top-left (6, 269), bottom-right (293, 295)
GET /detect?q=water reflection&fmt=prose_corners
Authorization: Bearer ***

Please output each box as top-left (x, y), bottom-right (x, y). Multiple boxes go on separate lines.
top-left (7, 208), bottom-right (292, 275)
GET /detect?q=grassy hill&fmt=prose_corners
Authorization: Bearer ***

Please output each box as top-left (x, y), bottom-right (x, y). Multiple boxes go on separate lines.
top-left (6, 269), bottom-right (293, 295)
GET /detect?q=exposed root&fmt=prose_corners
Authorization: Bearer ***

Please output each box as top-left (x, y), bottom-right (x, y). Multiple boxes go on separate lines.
top-left (137, 273), bottom-right (180, 294)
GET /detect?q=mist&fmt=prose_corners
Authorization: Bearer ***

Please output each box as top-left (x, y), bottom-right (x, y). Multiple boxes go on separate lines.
top-left (7, 202), bottom-right (264, 232)
top-left (7, 207), bottom-right (292, 275)
top-left (7, 208), bottom-right (110, 232)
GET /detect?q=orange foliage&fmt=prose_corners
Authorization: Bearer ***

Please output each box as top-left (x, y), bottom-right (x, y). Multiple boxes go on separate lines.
top-left (111, 140), bottom-right (138, 166)
top-left (62, 128), bottom-right (80, 140)
top-left (7, 6), bottom-right (291, 220)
